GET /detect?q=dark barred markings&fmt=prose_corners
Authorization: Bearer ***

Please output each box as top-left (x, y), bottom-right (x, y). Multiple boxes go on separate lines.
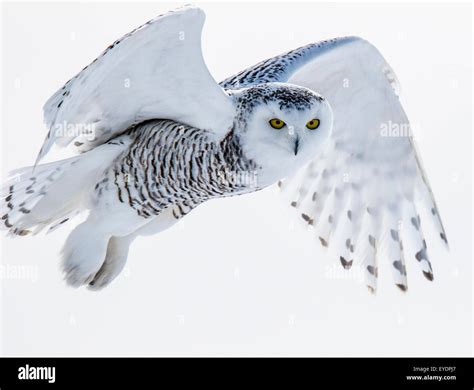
top-left (233, 84), bottom-right (322, 126)
top-left (220, 38), bottom-right (344, 89)
top-left (99, 120), bottom-right (258, 219)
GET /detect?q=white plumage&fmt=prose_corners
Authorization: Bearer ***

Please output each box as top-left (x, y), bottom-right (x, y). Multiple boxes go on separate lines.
top-left (39, 6), bottom-right (234, 161)
top-left (1, 5), bottom-right (447, 292)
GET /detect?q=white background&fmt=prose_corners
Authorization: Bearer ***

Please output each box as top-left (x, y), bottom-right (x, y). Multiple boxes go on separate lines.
top-left (1, 1), bottom-right (472, 356)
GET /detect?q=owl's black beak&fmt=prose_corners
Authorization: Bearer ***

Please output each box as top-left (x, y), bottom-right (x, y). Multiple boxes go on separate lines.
top-left (293, 135), bottom-right (300, 156)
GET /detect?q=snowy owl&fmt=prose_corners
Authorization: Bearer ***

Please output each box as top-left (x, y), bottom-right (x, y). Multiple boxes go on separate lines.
top-left (1, 5), bottom-right (447, 292)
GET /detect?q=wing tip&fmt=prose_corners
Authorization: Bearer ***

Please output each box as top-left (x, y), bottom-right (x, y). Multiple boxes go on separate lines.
top-left (396, 283), bottom-right (408, 293)
top-left (422, 271), bottom-right (434, 282)
top-left (339, 256), bottom-right (353, 270)
top-left (367, 285), bottom-right (377, 295)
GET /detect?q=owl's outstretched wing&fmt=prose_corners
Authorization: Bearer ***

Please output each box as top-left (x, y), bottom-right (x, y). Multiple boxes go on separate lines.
top-left (38, 5), bottom-right (234, 163)
top-left (222, 37), bottom-right (447, 292)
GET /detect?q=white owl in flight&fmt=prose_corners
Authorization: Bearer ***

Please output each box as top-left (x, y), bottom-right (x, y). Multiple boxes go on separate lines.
top-left (1, 5), bottom-right (447, 292)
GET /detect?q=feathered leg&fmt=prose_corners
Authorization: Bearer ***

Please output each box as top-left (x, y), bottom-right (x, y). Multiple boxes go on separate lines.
top-left (86, 206), bottom-right (187, 290)
top-left (87, 235), bottom-right (134, 290)
top-left (61, 201), bottom-right (150, 287)
top-left (61, 217), bottom-right (112, 287)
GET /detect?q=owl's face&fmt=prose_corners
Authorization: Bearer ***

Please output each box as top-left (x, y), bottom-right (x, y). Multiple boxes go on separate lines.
top-left (233, 83), bottom-right (333, 186)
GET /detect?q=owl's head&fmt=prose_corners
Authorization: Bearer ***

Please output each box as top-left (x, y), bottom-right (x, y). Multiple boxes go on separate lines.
top-left (230, 82), bottom-right (333, 186)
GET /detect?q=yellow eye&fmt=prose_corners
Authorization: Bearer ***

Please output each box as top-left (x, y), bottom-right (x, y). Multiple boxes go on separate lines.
top-left (306, 118), bottom-right (320, 130)
top-left (269, 118), bottom-right (286, 129)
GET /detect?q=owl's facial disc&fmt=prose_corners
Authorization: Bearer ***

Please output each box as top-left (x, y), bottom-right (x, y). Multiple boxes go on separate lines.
top-left (234, 83), bottom-right (333, 186)
top-left (267, 116), bottom-right (322, 155)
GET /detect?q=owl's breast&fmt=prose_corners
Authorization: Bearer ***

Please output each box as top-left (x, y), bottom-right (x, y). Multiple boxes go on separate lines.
top-left (101, 120), bottom-right (260, 219)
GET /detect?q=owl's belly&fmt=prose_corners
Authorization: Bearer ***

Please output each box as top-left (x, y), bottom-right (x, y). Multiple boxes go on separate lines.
top-left (92, 119), bottom-right (260, 220)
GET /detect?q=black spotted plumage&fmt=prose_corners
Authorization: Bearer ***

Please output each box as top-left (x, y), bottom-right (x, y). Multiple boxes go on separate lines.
top-left (96, 120), bottom-right (259, 220)
top-left (1, 6), bottom-right (448, 293)
top-left (220, 38), bottom-right (342, 89)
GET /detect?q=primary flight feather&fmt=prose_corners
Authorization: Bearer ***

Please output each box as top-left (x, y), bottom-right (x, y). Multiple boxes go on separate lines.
top-left (1, 5), bottom-right (447, 292)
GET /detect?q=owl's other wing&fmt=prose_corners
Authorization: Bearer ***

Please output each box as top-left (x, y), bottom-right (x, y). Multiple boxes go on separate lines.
top-left (39, 5), bottom-right (234, 162)
top-left (223, 37), bottom-right (447, 292)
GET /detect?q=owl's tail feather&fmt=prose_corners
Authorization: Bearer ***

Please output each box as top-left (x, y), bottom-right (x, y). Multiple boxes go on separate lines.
top-left (1, 156), bottom-right (83, 236)
top-left (1, 139), bottom-right (130, 237)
